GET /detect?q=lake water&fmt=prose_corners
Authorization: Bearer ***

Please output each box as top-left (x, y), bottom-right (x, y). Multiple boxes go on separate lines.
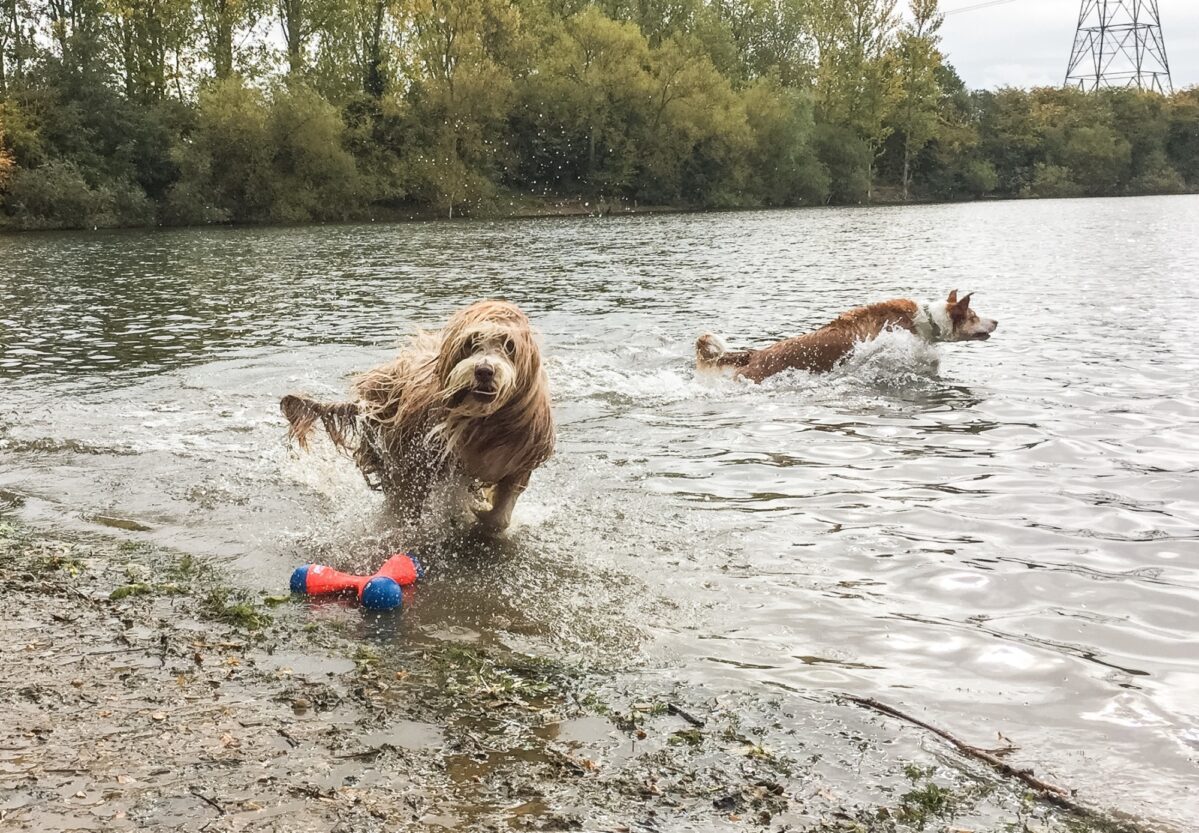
top-left (2, 197), bottom-right (1198, 826)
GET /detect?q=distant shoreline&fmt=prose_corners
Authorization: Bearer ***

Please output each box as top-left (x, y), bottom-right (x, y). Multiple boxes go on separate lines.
top-left (3, 189), bottom-right (1197, 236)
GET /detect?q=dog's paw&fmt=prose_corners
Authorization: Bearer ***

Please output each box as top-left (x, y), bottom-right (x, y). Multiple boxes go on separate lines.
top-left (472, 506), bottom-right (511, 534)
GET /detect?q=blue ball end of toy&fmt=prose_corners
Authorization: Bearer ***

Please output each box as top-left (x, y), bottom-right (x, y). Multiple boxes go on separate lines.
top-left (290, 565), bottom-right (310, 595)
top-left (361, 576), bottom-right (403, 611)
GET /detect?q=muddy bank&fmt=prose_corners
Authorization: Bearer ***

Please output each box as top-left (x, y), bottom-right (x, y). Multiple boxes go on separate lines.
top-left (0, 523), bottom-right (1165, 832)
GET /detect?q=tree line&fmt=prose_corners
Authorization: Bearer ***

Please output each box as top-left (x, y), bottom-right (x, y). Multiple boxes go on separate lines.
top-left (0, 0), bottom-right (1196, 229)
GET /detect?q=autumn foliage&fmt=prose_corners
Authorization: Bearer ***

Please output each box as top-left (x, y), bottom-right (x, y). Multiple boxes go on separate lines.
top-left (0, 0), bottom-right (1196, 229)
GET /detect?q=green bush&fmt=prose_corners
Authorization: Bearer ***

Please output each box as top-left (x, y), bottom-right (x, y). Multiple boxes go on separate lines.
top-left (742, 79), bottom-right (829, 206)
top-left (1030, 162), bottom-right (1081, 199)
top-left (814, 123), bottom-right (870, 204)
top-left (5, 160), bottom-right (110, 228)
top-left (265, 84), bottom-right (361, 222)
top-left (961, 159), bottom-right (999, 197)
top-left (1128, 150), bottom-right (1186, 195)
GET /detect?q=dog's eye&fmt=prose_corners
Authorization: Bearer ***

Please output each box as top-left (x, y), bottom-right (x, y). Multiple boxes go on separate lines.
top-left (503, 337), bottom-right (517, 357)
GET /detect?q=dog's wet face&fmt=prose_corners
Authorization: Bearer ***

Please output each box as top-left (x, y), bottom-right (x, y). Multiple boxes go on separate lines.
top-left (438, 303), bottom-right (540, 418)
top-left (945, 291), bottom-right (998, 342)
top-left (444, 329), bottom-right (517, 415)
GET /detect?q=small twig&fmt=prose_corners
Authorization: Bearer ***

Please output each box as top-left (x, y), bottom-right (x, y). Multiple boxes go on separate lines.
top-left (66, 586), bottom-right (100, 607)
top-left (333, 744), bottom-right (392, 760)
top-left (189, 787), bottom-right (225, 815)
top-left (841, 694), bottom-right (1149, 831)
top-left (666, 703), bottom-right (705, 728)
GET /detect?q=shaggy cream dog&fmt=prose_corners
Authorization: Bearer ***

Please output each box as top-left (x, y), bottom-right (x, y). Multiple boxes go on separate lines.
top-left (281, 300), bottom-right (555, 532)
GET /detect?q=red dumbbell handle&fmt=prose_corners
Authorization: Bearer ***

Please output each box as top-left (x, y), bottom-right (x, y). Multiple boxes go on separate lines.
top-left (298, 553), bottom-right (421, 600)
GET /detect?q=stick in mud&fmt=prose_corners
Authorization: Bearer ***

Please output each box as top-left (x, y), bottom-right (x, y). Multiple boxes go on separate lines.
top-left (189, 787), bottom-right (225, 816)
top-left (667, 702), bottom-right (706, 728)
top-left (840, 693), bottom-right (1151, 833)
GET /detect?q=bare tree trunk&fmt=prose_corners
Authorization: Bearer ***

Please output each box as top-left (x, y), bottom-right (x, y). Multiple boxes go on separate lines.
top-left (147, 9), bottom-right (166, 99)
top-left (902, 134), bottom-right (911, 202)
top-left (0, 1), bottom-right (8, 94)
top-left (588, 123), bottom-right (596, 177)
top-left (281, 0), bottom-right (304, 75)
top-left (363, 0), bottom-right (385, 96)
top-left (215, 26), bottom-right (232, 78)
top-left (119, 16), bottom-right (136, 98)
top-left (213, 0), bottom-right (234, 79)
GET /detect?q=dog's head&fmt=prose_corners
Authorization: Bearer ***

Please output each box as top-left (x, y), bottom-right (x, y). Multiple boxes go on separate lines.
top-left (942, 290), bottom-right (998, 342)
top-left (435, 300), bottom-right (543, 417)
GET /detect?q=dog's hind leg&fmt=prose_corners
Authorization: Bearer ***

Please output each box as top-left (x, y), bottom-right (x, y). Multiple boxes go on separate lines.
top-left (280, 394), bottom-right (361, 452)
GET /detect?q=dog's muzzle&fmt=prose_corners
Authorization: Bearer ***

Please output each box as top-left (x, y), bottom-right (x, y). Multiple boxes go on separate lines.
top-left (472, 363), bottom-right (498, 397)
top-left (971, 319), bottom-right (998, 340)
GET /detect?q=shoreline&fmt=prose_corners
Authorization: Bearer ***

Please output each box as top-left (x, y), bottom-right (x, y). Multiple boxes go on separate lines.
top-left (2, 190), bottom-right (1197, 236)
top-left (0, 520), bottom-right (1167, 832)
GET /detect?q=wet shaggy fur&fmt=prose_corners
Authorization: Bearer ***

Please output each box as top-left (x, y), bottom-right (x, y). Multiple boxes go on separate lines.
top-left (697, 291), bottom-right (998, 383)
top-left (281, 300), bottom-right (555, 532)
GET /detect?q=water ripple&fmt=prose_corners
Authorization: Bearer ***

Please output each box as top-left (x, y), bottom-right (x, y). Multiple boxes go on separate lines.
top-left (3, 198), bottom-right (1199, 824)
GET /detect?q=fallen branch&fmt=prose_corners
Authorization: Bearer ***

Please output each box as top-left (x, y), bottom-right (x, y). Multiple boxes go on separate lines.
top-left (840, 694), bottom-right (1148, 832)
top-left (667, 703), bottom-right (706, 728)
top-left (189, 787), bottom-right (225, 815)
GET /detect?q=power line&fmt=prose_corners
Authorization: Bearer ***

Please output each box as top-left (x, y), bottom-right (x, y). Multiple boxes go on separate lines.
top-left (943, 0), bottom-right (1024, 17)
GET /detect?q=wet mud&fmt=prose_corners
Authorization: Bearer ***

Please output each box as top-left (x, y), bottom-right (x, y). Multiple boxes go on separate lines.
top-left (0, 522), bottom-right (1167, 833)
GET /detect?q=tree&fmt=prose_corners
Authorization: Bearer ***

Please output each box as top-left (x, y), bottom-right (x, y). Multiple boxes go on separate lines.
top-left (3, 0), bottom-right (1197, 230)
top-left (639, 34), bottom-right (749, 205)
top-left (403, 0), bottom-right (521, 215)
top-left (197, 0), bottom-right (265, 79)
top-left (893, 0), bottom-right (941, 200)
top-left (916, 64), bottom-right (994, 200)
top-left (277, 0), bottom-right (342, 77)
top-left (811, 0), bottom-right (899, 200)
top-left (1, 0), bottom-right (37, 94)
top-left (106, 0), bottom-right (193, 101)
top-left (741, 75), bottom-right (828, 205)
top-left (705, 0), bottom-right (812, 84)
top-left (1167, 89), bottom-right (1199, 186)
top-left (265, 83), bottom-right (361, 219)
top-left (44, 0), bottom-right (109, 82)
top-left (513, 7), bottom-right (649, 195)
top-left (0, 120), bottom-right (13, 189)
top-left (166, 77), bottom-right (272, 221)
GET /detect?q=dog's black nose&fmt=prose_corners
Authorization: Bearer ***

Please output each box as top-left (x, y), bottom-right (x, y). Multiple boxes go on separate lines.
top-left (474, 364), bottom-right (494, 383)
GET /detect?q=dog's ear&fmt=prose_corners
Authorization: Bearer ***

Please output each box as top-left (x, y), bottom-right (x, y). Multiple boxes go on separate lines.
top-left (952, 292), bottom-right (974, 315)
top-left (947, 290), bottom-right (959, 304)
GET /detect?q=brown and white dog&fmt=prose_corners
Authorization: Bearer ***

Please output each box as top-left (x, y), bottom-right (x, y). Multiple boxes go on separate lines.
top-left (281, 300), bottom-right (555, 532)
top-left (696, 291), bottom-right (997, 383)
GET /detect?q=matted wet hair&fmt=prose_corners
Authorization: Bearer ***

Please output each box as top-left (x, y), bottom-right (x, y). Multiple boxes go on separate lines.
top-left (281, 300), bottom-right (555, 524)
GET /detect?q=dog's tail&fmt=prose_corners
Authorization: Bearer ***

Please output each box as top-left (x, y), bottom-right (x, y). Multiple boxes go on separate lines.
top-left (280, 394), bottom-right (361, 452)
top-left (696, 333), bottom-right (754, 370)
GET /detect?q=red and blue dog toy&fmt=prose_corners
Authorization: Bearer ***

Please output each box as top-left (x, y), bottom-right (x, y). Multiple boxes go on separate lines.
top-left (290, 552), bottom-right (423, 611)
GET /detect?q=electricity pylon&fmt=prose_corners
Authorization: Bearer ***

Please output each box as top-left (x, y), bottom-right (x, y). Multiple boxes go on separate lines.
top-left (1065, 1), bottom-right (1173, 94)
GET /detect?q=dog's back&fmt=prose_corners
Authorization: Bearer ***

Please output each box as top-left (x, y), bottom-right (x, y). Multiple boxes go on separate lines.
top-left (696, 300), bottom-right (921, 382)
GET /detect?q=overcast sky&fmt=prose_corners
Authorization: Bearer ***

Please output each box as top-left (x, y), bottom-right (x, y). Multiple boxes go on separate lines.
top-left (936, 0), bottom-right (1199, 91)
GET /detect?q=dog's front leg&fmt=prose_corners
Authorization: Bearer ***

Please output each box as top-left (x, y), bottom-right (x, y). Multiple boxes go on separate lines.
top-left (475, 471), bottom-right (530, 533)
